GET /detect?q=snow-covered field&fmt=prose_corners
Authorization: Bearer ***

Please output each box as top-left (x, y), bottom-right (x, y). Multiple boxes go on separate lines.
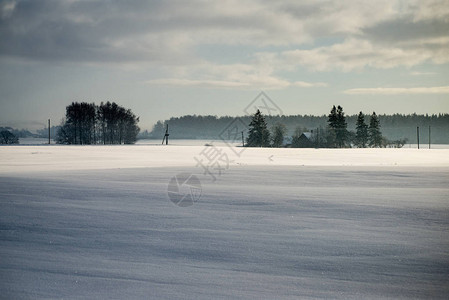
top-left (1, 144), bottom-right (449, 299)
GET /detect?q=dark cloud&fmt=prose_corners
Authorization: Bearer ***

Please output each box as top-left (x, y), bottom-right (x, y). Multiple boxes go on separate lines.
top-left (363, 18), bottom-right (449, 44)
top-left (1, 0), bottom-right (448, 69)
top-left (0, 0), bottom-right (195, 63)
top-left (0, 0), bottom-right (312, 63)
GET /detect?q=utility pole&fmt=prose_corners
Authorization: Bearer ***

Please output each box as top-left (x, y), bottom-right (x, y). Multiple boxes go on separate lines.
top-left (162, 124), bottom-right (169, 145)
top-left (48, 119), bottom-right (51, 144)
top-left (429, 126), bottom-right (431, 149)
top-left (241, 131), bottom-right (244, 147)
top-left (417, 126), bottom-right (420, 149)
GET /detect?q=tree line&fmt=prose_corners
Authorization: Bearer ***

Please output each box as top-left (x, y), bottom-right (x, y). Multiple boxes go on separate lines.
top-left (56, 102), bottom-right (140, 144)
top-left (147, 112), bottom-right (449, 144)
top-left (246, 106), bottom-right (388, 148)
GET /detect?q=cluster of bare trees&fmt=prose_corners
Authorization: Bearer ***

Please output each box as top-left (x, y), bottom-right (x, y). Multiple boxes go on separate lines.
top-left (56, 101), bottom-right (139, 144)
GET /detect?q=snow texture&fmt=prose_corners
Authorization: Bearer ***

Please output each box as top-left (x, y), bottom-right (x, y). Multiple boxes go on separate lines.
top-left (1, 144), bottom-right (448, 299)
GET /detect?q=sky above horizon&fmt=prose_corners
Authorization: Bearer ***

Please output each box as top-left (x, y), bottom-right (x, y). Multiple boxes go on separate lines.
top-left (1, 0), bottom-right (449, 131)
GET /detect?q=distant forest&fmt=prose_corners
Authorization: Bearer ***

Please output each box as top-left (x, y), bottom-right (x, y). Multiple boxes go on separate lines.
top-left (0, 126), bottom-right (59, 140)
top-left (0, 127), bottom-right (37, 138)
top-left (143, 114), bottom-right (449, 144)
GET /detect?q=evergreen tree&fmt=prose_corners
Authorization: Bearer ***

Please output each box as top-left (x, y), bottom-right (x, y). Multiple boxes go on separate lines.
top-left (355, 111), bottom-right (368, 148)
top-left (328, 105), bottom-right (338, 128)
top-left (328, 105), bottom-right (348, 147)
top-left (368, 112), bottom-right (383, 147)
top-left (327, 106), bottom-right (338, 147)
top-left (271, 122), bottom-right (286, 147)
top-left (336, 105), bottom-right (348, 147)
top-left (246, 109), bottom-right (271, 147)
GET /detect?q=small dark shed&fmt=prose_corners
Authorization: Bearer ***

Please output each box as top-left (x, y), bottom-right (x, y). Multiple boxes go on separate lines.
top-left (297, 132), bottom-right (314, 148)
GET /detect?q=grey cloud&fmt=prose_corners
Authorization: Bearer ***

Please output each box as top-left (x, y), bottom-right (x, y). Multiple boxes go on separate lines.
top-left (0, 0), bottom-right (198, 63)
top-left (363, 18), bottom-right (449, 44)
top-left (0, 0), bottom-right (316, 63)
top-left (1, 0), bottom-right (448, 70)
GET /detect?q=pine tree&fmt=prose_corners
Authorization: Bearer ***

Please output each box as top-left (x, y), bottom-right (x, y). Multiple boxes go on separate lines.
top-left (327, 106), bottom-right (338, 147)
top-left (355, 111), bottom-right (368, 148)
top-left (368, 112), bottom-right (382, 147)
top-left (328, 105), bottom-right (338, 128)
top-left (271, 122), bottom-right (286, 147)
top-left (328, 105), bottom-right (348, 147)
top-left (336, 105), bottom-right (348, 147)
top-left (246, 109), bottom-right (271, 147)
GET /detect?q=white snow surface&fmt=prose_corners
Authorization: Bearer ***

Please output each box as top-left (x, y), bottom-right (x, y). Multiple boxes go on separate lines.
top-left (1, 145), bottom-right (449, 174)
top-left (1, 144), bottom-right (449, 299)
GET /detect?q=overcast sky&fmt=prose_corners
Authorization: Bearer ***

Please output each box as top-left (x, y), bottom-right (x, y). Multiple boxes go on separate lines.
top-left (1, 0), bottom-right (448, 131)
